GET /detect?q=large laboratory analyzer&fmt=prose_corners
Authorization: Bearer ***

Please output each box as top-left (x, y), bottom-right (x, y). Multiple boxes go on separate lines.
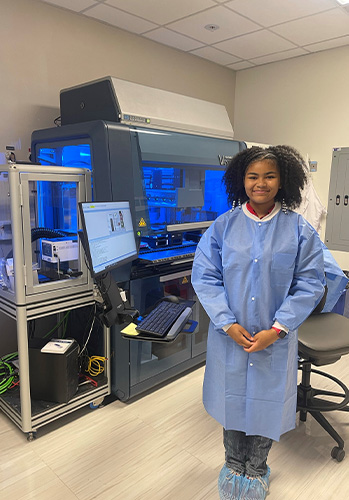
top-left (31, 77), bottom-right (246, 400)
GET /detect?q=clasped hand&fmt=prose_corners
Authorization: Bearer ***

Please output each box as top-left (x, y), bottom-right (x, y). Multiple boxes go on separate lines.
top-left (226, 323), bottom-right (279, 353)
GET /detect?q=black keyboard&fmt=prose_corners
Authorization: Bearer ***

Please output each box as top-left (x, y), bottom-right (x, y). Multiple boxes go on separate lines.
top-left (136, 301), bottom-right (192, 340)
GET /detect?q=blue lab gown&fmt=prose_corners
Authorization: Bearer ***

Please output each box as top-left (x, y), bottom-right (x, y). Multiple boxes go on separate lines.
top-left (192, 202), bottom-right (327, 441)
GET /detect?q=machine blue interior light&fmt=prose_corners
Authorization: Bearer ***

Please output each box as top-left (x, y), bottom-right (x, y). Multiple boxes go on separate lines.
top-left (32, 122), bottom-right (241, 243)
top-left (37, 143), bottom-right (94, 199)
top-left (37, 144), bottom-right (92, 169)
top-left (37, 180), bottom-right (79, 232)
top-left (142, 164), bottom-right (229, 233)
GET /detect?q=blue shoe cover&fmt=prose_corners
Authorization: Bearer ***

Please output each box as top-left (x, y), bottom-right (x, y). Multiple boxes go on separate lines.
top-left (218, 464), bottom-right (243, 500)
top-left (239, 466), bottom-right (270, 500)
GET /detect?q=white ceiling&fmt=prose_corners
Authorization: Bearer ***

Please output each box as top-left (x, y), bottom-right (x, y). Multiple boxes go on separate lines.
top-left (41, 0), bottom-right (349, 70)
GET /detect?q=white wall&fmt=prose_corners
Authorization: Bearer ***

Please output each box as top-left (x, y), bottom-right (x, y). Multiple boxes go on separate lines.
top-left (0, 0), bottom-right (236, 161)
top-left (234, 46), bottom-right (349, 268)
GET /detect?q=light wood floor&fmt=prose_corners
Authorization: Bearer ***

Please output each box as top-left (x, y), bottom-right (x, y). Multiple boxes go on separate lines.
top-left (1, 358), bottom-right (349, 500)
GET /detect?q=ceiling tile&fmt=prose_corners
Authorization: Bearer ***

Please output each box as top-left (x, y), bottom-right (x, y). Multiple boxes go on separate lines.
top-left (84, 3), bottom-right (158, 33)
top-left (214, 30), bottom-right (296, 59)
top-left (250, 48), bottom-right (310, 66)
top-left (227, 61), bottom-right (255, 71)
top-left (105, 0), bottom-right (216, 25)
top-left (225, 0), bottom-right (337, 27)
top-left (40, 0), bottom-right (349, 70)
top-left (167, 6), bottom-right (260, 44)
top-left (305, 35), bottom-right (349, 52)
top-left (271, 9), bottom-right (349, 45)
top-left (144, 28), bottom-right (204, 51)
top-left (190, 46), bottom-right (241, 65)
top-left (42, 0), bottom-right (98, 11)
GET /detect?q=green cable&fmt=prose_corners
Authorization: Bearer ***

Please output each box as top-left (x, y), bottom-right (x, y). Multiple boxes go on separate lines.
top-left (1, 352), bottom-right (18, 362)
top-left (43, 311), bottom-right (70, 338)
top-left (0, 352), bottom-right (18, 394)
top-left (0, 361), bottom-right (15, 394)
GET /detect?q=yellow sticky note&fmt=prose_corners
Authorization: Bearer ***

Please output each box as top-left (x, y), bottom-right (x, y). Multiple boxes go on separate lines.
top-left (121, 323), bottom-right (140, 336)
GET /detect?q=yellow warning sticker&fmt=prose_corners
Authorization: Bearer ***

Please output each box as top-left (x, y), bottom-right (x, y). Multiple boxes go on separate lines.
top-left (138, 218), bottom-right (147, 227)
top-left (182, 276), bottom-right (189, 284)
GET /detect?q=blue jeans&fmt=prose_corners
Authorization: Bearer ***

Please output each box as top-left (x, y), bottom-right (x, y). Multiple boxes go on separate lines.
top-left (223, 429), bottom-right (273, 477)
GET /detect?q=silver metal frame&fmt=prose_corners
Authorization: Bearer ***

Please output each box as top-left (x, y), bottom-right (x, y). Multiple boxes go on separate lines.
top-left (0, 164), bottom-right (110, 436)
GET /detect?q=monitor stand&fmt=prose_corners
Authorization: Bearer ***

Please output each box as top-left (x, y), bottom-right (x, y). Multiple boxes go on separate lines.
top-left (96, 273), bottom-right (137, 327)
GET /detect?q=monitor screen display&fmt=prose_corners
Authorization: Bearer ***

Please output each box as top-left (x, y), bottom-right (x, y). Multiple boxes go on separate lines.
top-left (79, 201), bottom-right (137, 277)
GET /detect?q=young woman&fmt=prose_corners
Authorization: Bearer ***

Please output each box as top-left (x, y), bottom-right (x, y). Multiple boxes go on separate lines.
top-left (192, 145), bottom-right (327, 500)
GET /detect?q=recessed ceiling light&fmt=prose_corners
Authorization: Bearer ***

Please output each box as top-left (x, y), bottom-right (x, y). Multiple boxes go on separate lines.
top-left (336, 0), bottom-right (349, 5)
top-left (204, 24), bottom-right (220, 31)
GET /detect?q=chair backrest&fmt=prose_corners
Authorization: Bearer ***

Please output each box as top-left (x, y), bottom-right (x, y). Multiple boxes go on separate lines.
top-left (312, 284), bottom-right (328, 315)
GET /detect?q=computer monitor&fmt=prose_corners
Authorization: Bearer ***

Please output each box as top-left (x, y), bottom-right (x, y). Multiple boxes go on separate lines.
top-left (78, 201), bottom-right (138, 327)
top-left (78, 201), bottom-right (137, 278)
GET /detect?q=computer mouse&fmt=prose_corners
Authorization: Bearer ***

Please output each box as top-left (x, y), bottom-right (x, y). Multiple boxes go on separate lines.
top-left (163, 295), bottom-right (180, 303)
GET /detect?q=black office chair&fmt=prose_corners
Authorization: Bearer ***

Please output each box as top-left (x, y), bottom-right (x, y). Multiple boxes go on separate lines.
top-left (297, 311), bottom-right (349, 462)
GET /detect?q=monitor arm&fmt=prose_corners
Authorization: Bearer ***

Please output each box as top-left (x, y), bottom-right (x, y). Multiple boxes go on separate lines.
top-left (96, 273), bottom-right (138, 327)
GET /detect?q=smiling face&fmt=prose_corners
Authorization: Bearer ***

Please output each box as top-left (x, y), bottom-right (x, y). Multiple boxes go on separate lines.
top-left (244, 159), bottom-right (281, 213)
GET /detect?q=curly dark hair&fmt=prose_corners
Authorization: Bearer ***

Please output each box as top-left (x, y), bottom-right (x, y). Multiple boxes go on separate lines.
top-left (223, 145), bottom-right (307, 210)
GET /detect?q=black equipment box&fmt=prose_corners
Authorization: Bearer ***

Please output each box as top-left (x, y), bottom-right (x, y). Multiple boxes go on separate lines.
top-left (28, 339), bottom-right (79, 403)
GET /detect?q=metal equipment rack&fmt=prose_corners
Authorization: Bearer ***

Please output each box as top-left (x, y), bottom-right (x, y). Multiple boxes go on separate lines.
top-left (0, 164), bottom-right (110, 439)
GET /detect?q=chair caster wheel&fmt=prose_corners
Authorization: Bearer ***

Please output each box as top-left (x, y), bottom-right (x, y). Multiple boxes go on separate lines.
top-left (331, 446), bottom-right (345, 462)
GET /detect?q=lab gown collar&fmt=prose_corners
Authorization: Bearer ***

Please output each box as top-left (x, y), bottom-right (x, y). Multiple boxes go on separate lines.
top-left (242, 201), bottom-right (281, 222)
